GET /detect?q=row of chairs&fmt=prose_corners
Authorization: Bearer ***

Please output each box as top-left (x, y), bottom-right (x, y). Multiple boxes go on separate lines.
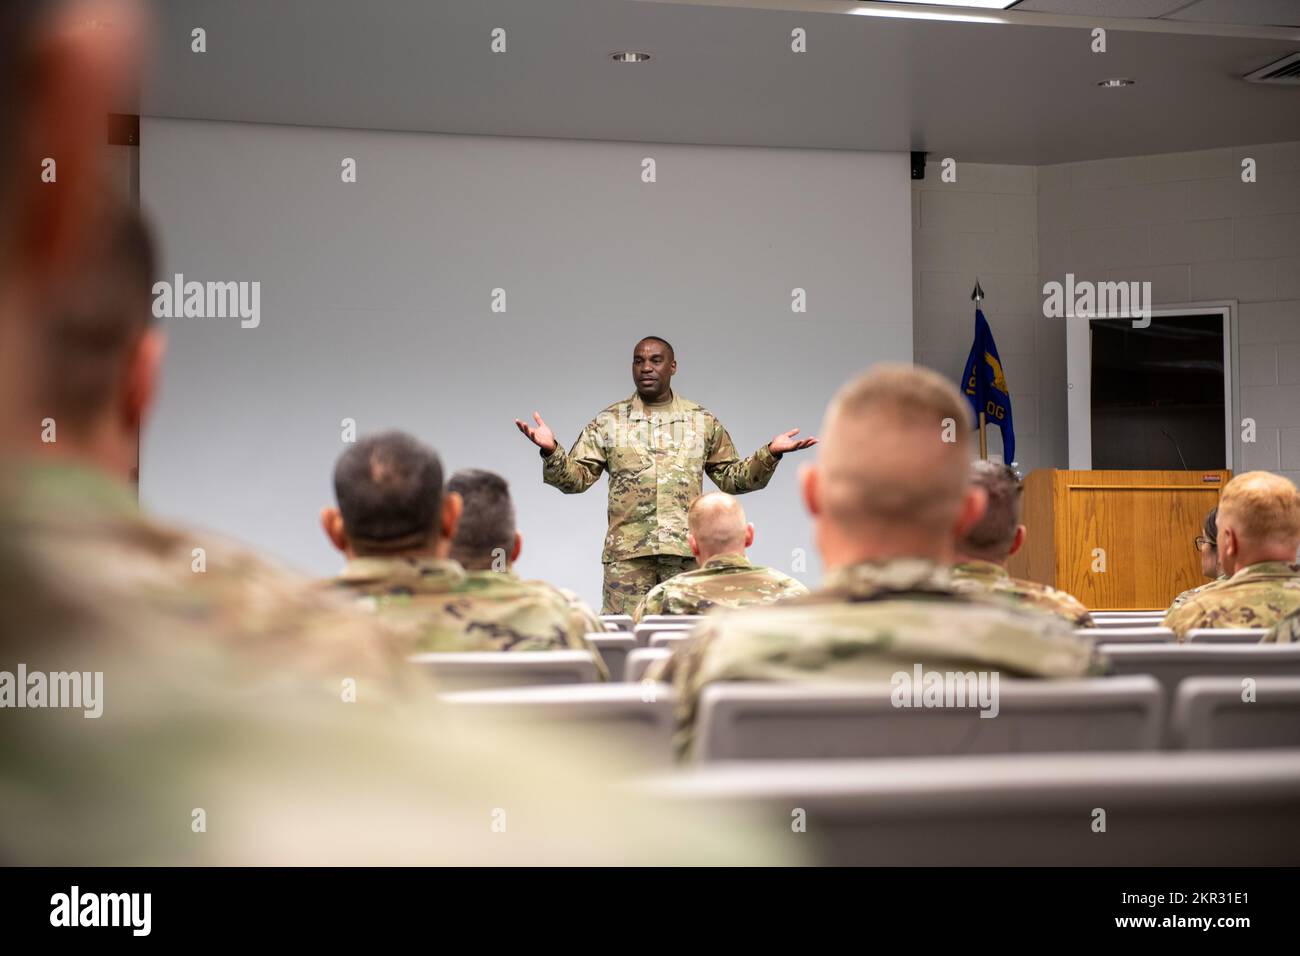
top-left (417, 641), bottom-right (1300, 691)
top-left (633, 750), bottom-right (1300, 864)
top-left (436, 675), bottom-right (1300, 764)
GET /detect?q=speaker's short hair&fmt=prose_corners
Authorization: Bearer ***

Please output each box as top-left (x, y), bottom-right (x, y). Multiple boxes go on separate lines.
top-left (636, 336), bottom-right (674, 360)
top-left (447, 468), bottom-right (516, 570)
top-left (333, 432), bottom-right (444, 553)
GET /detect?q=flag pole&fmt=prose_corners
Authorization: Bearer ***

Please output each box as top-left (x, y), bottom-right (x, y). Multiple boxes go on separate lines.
top-left (971, 279), bottom-right (987, 460)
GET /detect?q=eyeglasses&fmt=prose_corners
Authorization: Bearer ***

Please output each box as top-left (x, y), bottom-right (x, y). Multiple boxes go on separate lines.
top-left (1194, 535), bottom-right (1217, 552)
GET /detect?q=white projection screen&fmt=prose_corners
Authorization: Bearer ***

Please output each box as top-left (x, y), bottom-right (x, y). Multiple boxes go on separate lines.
top-left (140, 118), bottom-right (912, 607)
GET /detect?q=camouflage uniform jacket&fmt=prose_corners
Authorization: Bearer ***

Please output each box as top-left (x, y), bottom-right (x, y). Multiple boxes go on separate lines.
top-left (655, 558), bottom-right (1101, 756)
top-left (632, 553), bottom-right (809, 623)
top-left (540, 392), bottom-right (779, 562)
top-left (951, 559), bottom-right (1094, 627)
top-left (0, 460), bottom-right (412, 687)
top-left (332, 558), bottom-right (607, 674)
top-left (1264, 605), bottom-right (1300, 643)
top-left (1169, 574), bottom-right (1228, 612)
top-left (0, 463), bottom-right (796, 864)
top-left (1163, 561), bottom-right (1300, 639)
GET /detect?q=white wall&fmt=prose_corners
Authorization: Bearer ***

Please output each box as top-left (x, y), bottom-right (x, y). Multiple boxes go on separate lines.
top-left (1039, 140), bottom-right (1300, 481)
top-left (140, 118), bottom-right (913, 606)
top-left (911, 163), bottom-right (1042, 469)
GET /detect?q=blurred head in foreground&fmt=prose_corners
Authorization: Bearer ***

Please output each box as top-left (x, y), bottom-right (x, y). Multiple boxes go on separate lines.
top-left (801, 363), bottom-right (984, 570)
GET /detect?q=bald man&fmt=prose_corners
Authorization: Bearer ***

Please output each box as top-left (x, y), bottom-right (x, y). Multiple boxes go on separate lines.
top-left (630, 492), bottom-right (808, 623)
top-left (1164, 471), bottom-right (1300, 640)
top-left (658, 364), bottom-right (1097, 756)
top-left (951, 461), bottom-right (1093, 627)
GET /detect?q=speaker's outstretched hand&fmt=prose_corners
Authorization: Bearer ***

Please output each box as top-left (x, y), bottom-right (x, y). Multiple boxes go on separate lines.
top-left (514, 412), bottom-right (558, 454)
top-left (769, 428), bottom-right (818, 456)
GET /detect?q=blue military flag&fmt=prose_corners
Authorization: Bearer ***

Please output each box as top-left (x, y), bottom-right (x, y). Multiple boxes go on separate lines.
top-left (960, 308), bottom-right (1015, 464)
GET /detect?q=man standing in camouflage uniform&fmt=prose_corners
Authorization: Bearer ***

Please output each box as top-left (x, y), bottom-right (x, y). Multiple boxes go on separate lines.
top-left (1164, 472), bottom-right (1300, 639)
top-left (1168, 507), bottom-right (1227, 612)
top-left (322, 435), bottom-right (604, 667)
top-left (515, 336), bottom-right (817, 614)
top-left (632, 491), bottom-right (808, 622)
top-left (656, 365), bottom-right (1098, 756)
top-left (950, 460), bottom-right (1093, 627)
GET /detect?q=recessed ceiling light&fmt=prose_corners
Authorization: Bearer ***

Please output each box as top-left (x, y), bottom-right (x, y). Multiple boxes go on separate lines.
top-left (610, 51), bottom-right (651, 63)
top-left (862, 1), bottom-right (1017, 7)
top-left (1098, 78), bottom-right (1136, 88)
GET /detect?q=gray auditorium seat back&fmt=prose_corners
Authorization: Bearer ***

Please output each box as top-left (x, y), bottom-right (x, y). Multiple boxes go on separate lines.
top-left (601, 614), bottom-right (633, 632)
top-left (626, 648), bottom-right (672, 684)
top-left (694, 677), bottom-right (1163, 761)
top-left (587, 632), bottom-right (634, 681)
top-left (1093, 615), bottom-right (1169, 629)
top-left (441, 684), bottom-right (676, 765)
top-left (1173, 676), bottom-right (1300, 749)
top-left (636, 751), bottom-right (1300, 864)
top-left (407, 650), bottom-right (600, 690)
top-left (634, 622), bottom-right (697, 647)
top-left (648, 632), bottom-right (693, 650)
top-left (1185, 628), bottom-right (1267, 644)
top-left (1079, 627), bottom-right (1174, 644)
top-left (641, 615), bottom-right (705, 626)
top-left (1103, 644), bottom-right (1300, 701)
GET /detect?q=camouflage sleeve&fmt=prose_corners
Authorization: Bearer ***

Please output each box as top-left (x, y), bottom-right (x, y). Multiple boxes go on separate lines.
top-left (1263, 610), bottom-right (1300, 644)
top-left (632, 584), bottom-right (665, 625)
top-left (703, 417), bottom-right (779, 494)
top-left (541, 419), bottom-right (606, 494)
top-left (1162, 601), bottom-right (1198, 640)
top-left (664, 621), bottom-right (722, 760)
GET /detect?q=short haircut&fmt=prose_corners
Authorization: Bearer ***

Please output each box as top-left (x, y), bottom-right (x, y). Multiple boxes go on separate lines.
top-left (38, 202), bottom-right (157, 432)
top-left (958, 460), bottom-right (1023, 560)
top-left (1204, 507), bottom-right (1218, 542)
top-left (333, 432), bottom-right (444, 553)
top-left (688, 492), bottom-right (747, 556)
top-left (819, 363), bottom-right (973, 535)
top-left (1217, 471), bottom-right (1300, 551)
top-left (0, 2), bottom-right (50, 232)
top-left (447, 468), bottom-right (516, 571)
top-left (636, 336), bottom-right (674, 360)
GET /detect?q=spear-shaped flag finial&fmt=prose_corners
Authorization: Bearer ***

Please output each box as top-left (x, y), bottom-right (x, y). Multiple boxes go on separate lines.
top-left (971, 279), bottom-right (985, 303)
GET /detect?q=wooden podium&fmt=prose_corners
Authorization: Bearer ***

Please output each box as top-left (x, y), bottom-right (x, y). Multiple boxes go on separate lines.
top-left (1005, 469), bottom-right (1231, 611)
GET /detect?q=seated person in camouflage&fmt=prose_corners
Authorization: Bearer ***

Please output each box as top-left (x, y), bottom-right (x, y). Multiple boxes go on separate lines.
top-left (632, 491), bottom-right (808, 622)
top-left (1164, 471), bottom-right (1300, 639)
top-left (0, 202), bottom-right (409, 691)
top-left (1168, 506), bottom-right (1227, 612)
top-left (322, 435), bottom-right (604, 666)
top-left (447, 467), bottom-right (608, 656)
top-left (950, 461), bottom-right (1093, 627)
top-left (658, 364), bottom-right (1098, 756)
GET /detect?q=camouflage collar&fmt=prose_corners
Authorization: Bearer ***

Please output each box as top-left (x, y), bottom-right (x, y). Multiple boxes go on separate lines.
top-left (1229, 561), bottom-right (1300, 581)
top-left (0, 459), bottom-right (139, 523)
top-left (700, 553), bottom-right (753, 572)
top-left (823, 558), bottom-right (955, 600)
top-left (463, 567), bottom-right (521, 582)
top-left (336, 556), bottom-right (466, 591)
top-left (951, 560), bottom-right (1010, 585)
top-left (627, 392), bottom-right (697, 423)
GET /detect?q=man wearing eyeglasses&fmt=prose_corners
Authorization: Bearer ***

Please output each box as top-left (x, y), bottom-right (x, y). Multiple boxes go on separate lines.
top-left (1169, 507), bottom-right (1227, 612)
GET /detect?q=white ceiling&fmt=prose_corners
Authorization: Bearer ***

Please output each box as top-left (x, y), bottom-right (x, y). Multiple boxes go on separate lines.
top-left (1017, 0), bottom-right (1300, 28)
top-left (140, 0), bottom-right (1300, 164)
